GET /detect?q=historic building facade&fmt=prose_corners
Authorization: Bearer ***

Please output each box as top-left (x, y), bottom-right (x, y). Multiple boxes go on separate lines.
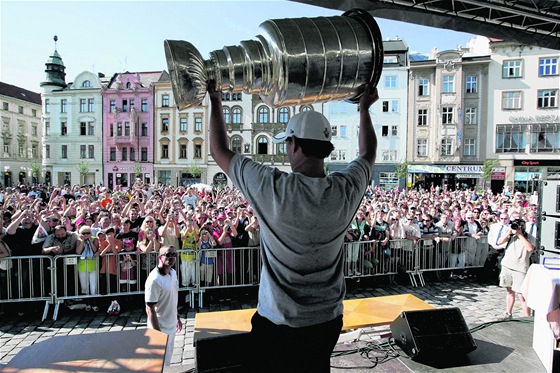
top-left (152, 79), bottom-right (209, 186)
top-left (407, 45), bottom-right (491, 190)
top-left (325, 39), bottom-right (409, 189)
top-left (486, 40), bottom-right (560, 193)
top-left (204, 91), bottom-right (322, 187)
top-left (40, 42), bottom-right (104, 186)
top-left (0, 82), bottom-right (42, 187)
top-left (102, 71), bottom-right (166, 188)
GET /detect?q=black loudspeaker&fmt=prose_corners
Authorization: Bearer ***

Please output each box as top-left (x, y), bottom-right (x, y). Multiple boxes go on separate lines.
top-left (390, 307), bottom-right (477, 359)
top-left (195, 332), bottom-right (250, 372)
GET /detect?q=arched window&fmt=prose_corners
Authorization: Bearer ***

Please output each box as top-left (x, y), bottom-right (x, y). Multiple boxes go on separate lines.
top-left (223, 107), bottom-right (230, 124)
top-left (231, 136), bottom-right (242, 153)
top-left (232, 108), bottom-right (242, 124)
top-left (82, 80), bottom-right (91, 88)
top-left (257, 136), bottom-right (268, 155)
top-left (258, 106), bottom-right (269, 123)
top-left (224, 92), bottom-right (231, 101)
top-left (300, 106), bottom-right (312, 112)
top-left (279, 107), bottom-right (289, 124)
top-left (126, 82), bottom-right (131, 89)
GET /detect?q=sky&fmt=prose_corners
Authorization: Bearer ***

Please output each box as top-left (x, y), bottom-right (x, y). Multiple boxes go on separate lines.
top-left (0, 0), bottom-right (475, 93)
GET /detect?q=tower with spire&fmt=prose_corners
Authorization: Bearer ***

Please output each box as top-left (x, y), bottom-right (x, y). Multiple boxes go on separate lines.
top-left (40, 35), bottom-right (66, 91)
top-left (40, 35), bottom-right (105, 186)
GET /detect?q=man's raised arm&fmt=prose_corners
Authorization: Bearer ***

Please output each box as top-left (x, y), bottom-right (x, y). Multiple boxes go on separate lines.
top-left (208, 82), bottom-right (236, 176)
top-left (358, 85), bottom-right (379, 167)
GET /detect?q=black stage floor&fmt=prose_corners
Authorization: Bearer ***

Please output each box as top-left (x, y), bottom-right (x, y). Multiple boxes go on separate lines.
top-left (331, 317), bottom-right (545, 373)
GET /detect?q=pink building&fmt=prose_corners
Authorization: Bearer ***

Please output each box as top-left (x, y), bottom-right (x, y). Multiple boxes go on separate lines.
top-left (102, 71), bottom-right (168, 188)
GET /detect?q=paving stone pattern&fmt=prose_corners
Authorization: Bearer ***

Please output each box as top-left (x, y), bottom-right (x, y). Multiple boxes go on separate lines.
top-left (0, 277), bottom-right (526, 371)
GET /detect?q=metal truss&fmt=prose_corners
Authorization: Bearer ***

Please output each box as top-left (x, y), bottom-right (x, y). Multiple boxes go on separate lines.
top-left (290, 0), bottom-right (560, 49)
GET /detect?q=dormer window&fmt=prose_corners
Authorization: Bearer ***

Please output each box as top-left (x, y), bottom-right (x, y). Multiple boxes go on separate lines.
top-left (82, 80), bottom-right (91, 87)
top-left (126, 82), bottom-right (131, 89)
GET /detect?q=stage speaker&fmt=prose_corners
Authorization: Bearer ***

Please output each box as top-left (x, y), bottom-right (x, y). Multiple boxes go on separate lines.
top-left (195, 332), bottom-right (250, 372)
top-left (390, 307), bottom-right (477, 359)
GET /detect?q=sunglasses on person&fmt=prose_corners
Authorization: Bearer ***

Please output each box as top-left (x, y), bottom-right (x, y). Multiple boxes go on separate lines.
top-left (82, 231), bottom-right (91, 235)
top-left (161, 252), bottom-right (177, 258)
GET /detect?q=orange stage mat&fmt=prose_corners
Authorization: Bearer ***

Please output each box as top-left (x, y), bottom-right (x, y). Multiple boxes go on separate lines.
top-left (195, 294), bottom-right (433, 342)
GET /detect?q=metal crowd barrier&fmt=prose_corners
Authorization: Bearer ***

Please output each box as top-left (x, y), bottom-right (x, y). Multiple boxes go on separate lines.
top-left (0, 255), bottom-right (55, 320)
top-left (341, 236), bottom-right (489, 287)
top-left (0, 236), bottom-right (489, 318)
top-left (50, 250), bottom-right (200, 319)
top-left (197, 246), bottom-right (262, 307)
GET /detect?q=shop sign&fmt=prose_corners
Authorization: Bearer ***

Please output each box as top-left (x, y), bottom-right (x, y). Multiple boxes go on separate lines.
top-left (509, 115), bottom-right (560, 124)
top-left (444, 165), bottom-right (482, 173)
top-left (491, 172), bottom-right (506, 180)
top-left (407, 165), bottom-right (445, 174)
top-left (213, 172), bottom-right (227, 186)
top-left (111, 166), bottom-right (148, 171)
top-left (407, 164), bottom-right (483, 174)
top-left (456, 174), bottom-right (483, 179)
top-left (514, 160), bottom-right (560, 167)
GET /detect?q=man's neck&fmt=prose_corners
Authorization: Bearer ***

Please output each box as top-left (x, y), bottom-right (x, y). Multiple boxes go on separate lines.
top-left (291, 158), bottom-right (326, 178)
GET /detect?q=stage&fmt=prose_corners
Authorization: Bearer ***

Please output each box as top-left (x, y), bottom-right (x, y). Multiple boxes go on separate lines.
top-left (332, 317), bottom-right (545, 372)
top-left (193, 294), bottom-right (547, 373)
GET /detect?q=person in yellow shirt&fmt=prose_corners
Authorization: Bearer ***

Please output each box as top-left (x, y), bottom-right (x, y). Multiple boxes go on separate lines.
top-left (180, 217), bottom-right (199, 287)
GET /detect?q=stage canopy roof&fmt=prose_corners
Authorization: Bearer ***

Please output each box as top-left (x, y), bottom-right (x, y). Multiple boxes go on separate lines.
top-left (290, 0), bottom-right (560, 50)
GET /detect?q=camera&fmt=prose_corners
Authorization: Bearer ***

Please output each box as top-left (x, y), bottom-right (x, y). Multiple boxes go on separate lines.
top-left (510, 218), bottom-right (523, 232)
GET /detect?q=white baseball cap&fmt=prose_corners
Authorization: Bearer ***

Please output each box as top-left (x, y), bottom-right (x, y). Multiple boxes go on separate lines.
top-left (272, 111), bottom-right (332, 143)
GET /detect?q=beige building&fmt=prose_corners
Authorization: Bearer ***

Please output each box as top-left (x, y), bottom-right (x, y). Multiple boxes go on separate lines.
top-left (407, 47), bottom-right (491, 190)
top-left (486, 40), bottom-right (560, 193)
top-left (153, 79), bottom-right (209, 186)
top-left (0, 82), bottom-right (42, 187)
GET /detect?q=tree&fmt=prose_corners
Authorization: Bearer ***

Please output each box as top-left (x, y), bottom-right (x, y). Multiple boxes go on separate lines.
top-left (133, 161), bottom-right (142, 178)
top-left (482, 159), bottom-right (499, 180)
top-left (76, 161), bottom-right (90, 185)
top-left (188, 164), bottom-right (202, 179)
top-left (30, 161), bottom-right (41, 184)
top-left (395, 162), bottom-right (408, 180)
top-left (482, 159), bottom-right (499, 189)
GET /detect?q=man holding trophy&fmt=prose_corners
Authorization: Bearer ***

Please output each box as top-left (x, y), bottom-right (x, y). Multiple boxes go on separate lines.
top-left (208, 82), bottom-right (379, 371)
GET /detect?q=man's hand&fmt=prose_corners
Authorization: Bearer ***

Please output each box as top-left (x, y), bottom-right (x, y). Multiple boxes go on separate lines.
top-left (359, 84), bottom-right (379, 111)
top-left (207, 80), bottom-right (222, 102)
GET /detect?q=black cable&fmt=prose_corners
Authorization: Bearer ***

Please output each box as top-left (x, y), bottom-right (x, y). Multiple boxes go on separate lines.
top-left (469, 317), bottom-right (533, 333)
top-left (331, 339), bottom-right (402, 370)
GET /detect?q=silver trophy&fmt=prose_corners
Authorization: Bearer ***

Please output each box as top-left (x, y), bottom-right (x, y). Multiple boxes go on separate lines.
top-left (165, 9), bottom-right (383, 109)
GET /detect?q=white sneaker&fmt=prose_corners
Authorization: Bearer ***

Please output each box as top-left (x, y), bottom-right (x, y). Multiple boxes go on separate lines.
top-left (114, 301), bottom-right (121, 315)
top-left (107, 300), bottom-right (118, 315)
top-left (354, 271), bottom-right (362, 276)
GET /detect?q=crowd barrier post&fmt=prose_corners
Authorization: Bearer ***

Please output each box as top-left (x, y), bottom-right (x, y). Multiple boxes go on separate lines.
top-left (0, 255), bottom-right (56, 321)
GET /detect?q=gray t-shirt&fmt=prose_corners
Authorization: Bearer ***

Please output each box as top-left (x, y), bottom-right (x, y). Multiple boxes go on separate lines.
top-left (229, 153), bottom-right (371, 327)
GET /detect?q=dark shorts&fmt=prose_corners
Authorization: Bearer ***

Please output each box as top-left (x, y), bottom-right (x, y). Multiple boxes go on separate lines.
top-left (246, 312), bottom-right (343, 373)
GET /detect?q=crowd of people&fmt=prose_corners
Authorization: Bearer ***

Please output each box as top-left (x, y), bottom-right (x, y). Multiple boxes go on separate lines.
top-left (0, 182), bottom-right (539, 296)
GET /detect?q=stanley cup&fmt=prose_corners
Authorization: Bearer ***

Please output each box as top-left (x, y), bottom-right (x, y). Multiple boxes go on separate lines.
top-left (164, 9), bottom-right (383, 109)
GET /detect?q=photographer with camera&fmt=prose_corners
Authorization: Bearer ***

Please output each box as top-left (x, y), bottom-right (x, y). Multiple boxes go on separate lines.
top-left (497, 217), bottom-right (534, 320)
